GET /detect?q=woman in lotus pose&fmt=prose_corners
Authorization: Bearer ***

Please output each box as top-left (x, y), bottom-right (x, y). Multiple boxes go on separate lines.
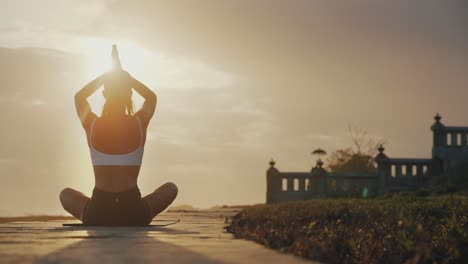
top-left (59, 47), bottom-right (178, 225)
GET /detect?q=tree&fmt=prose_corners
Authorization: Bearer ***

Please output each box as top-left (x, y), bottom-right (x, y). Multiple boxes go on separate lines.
top-left (327, 124), bottom-right (386, 173)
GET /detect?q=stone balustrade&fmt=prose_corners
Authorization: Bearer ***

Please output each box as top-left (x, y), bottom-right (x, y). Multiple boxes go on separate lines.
top-left (266, 114), bottom-right (468, 203)
top-left (444, 127), bottom-right (468, 147)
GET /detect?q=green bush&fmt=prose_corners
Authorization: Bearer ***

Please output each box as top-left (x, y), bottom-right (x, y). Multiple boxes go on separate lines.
top-left (227, 195), bottom-right (468, 264)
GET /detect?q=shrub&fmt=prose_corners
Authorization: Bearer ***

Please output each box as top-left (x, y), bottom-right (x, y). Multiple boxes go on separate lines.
top-left (227, 195), bottom-right (468, 264)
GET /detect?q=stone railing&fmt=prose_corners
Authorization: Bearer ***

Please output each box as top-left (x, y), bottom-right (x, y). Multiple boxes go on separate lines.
top-left (376, 156), bottom-right (432, 192)
top-left (278, 172), bottom-right (311, 192)
top-left (266, 114), bottom-right (468, 203)
top-left (327, 172), bottom-right (378, 196)
top-left (386, 158), bottom-right (431, 178)
top-left (266, 159), bottom-right (381, 203)
top-left (444, 127), bottom-right (468, 147)
top-left (374, 143), bottom-right (434, 193)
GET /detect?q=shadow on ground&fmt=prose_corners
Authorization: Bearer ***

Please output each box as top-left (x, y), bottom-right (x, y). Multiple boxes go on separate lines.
top-left (34, 227), bottom-right (221, 264)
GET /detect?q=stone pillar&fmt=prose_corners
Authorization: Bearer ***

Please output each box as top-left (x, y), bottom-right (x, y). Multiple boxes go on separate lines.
top-left (395, 164), bottom-right (402, 177)
top-left (287, 177), bottom-right (294, 192)
top-left (336, 175), bottom-right (344, 193)
top-left (322, 176), bottom-right (328, 196)
top-left (299, 177), bottom-right (305, 192)
top-left (431, 113), bottom-right (446, 162)
top-left (386, 165), bottom-right (392, 185)
top-left (310, 159), bottom-right (328, 197)
top-left (266, 159), bottom-right (281, 204)
top-left (462, 133), bottom-right (467, 146)
top-left (311, 178), bottom-right (317, 194)
top-left (417, 164), bottom-right (424, 185)
top-left (431, 157), bottom-right (444, 177)
top-left (352, 180), bottom-right (358, 193)
top-left (375, 145), bottom-right (389, 195)
top-left (450, 132), bottom-right (457, 146)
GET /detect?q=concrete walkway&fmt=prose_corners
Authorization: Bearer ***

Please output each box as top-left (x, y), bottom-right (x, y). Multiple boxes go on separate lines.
top-left (0, 209), bottom-right (315, 263)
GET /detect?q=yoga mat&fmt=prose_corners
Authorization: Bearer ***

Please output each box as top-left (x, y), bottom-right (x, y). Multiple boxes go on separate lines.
top-left (62, 219), bottom-right (180, 227)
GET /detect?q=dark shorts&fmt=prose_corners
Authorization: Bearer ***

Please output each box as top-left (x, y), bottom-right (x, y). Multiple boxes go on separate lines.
top-left (83, 187), bottom-right (152, 226)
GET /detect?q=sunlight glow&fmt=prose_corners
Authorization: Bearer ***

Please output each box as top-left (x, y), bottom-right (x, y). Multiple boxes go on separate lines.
top-left (75, 36), bottom-right (235, 113)
top-left (77, 37), bottom-right (235, 90)
top-left (78, 38), bottom-right (158, 84)
top-left (77, 38), bottom-right (157, 113)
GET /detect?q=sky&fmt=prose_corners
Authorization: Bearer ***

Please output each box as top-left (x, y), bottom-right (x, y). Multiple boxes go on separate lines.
top-left (0, 0), bottom-right (467, 215)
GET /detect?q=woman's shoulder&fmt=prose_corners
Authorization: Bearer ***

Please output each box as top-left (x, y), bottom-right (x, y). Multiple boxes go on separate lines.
top-left (95, 115), bottom-right (144, 129)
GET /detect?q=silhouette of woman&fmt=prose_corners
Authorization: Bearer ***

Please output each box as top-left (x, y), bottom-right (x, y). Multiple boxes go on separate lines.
top-left (59, 45), bottom-right (178, 225)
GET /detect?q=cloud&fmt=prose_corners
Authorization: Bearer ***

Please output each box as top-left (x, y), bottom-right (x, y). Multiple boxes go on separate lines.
top-left (30, 99), bottom-right (46, 106)
top-left (88, 0), bottom-right (467, 79)
top-left (0, 26), bottom-right (22, 33)
top-left (149, 89), bottom-right (273, 152)
top-left (0, 94), bottom-right (47, 106)
top-left (0, 158), bottom-right (14, 164)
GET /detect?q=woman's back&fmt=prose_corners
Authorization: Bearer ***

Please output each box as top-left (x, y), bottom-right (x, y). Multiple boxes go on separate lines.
top-left (87, 115), bottom-right (147, 192)
top-left (89, 115), bottom-right (144, 154)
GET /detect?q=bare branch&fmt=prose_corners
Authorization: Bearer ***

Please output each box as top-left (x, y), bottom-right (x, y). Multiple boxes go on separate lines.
top-left (327, 124), bottom-right (387, 173)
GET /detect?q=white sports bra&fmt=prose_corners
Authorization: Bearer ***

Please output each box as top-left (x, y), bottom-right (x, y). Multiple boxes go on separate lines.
top-left (89, 117), bottom-right (144, 166)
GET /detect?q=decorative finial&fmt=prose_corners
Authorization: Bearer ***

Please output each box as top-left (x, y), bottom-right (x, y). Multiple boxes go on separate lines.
top-left (311, 148), bottom-right (327, 157)
top-left (378, 144), bottom-right (385, 154)
top-left (434, 113), bottom-right (441, 122)
top-left (269, 159), bottom-right (276, 167)
top-left (316, 159), bottom-right (324, 168)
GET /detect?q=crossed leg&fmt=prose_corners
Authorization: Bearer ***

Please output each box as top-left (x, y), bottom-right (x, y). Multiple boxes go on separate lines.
top-left (143, 182), bottom-right (178, 219)
top-left (59, 182), bottom-right (178, 223)
top-left (59, 188), bottom-right (90, 221)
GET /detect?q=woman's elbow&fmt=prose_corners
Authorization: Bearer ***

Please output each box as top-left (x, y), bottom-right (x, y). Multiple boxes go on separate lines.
top-left (148, 93), bottom-right (157, 104)
top-left (74, 95), bottom-right (82, 106)
top-left (74, 91), bottom-right (83, 101)
top-left (74, 93), bottom-right (87, 106)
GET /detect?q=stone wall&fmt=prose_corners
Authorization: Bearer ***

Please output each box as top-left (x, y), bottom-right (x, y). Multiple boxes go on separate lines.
top-left (266, 160), bottom-right (379, 203)
top-left (266, 114), bottom-right (468, 203)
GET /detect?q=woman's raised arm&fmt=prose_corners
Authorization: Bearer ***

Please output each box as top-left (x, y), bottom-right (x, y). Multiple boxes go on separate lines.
top-left (132, 77), bottom-right (157, 126)
top-left (75, 74), bottom-right (104, 127)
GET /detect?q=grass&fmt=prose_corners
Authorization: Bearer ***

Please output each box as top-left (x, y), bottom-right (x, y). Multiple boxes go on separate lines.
top-left (0, 215), bottom-right (74, 224)
top-left (227, 194), bottom-right (468, 264)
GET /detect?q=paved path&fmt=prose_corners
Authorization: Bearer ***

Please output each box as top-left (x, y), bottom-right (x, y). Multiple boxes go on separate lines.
top-left (0, 209), bottom-right (315, 263)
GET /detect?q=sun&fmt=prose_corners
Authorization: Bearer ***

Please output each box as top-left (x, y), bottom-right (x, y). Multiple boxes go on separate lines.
top-left (77, 37), bottom-right (158, 112)
top-left (78, 37), bottom-right (157, 81)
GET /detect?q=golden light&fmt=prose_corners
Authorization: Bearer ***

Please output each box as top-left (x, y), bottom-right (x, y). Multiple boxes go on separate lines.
top-left (77, 37), bottom-right (157, 113)
top-left (79, 37), bottom-right (157, 79)
top-left (74, 36), bottom-right (235, 114)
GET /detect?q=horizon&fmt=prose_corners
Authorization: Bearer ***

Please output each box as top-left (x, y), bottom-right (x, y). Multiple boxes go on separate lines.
top-left (1, 0), bottom-right (468, 216)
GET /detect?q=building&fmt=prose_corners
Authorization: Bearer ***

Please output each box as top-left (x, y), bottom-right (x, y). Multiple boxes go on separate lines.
top-left (266, 114), bottom-right (468, 203)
